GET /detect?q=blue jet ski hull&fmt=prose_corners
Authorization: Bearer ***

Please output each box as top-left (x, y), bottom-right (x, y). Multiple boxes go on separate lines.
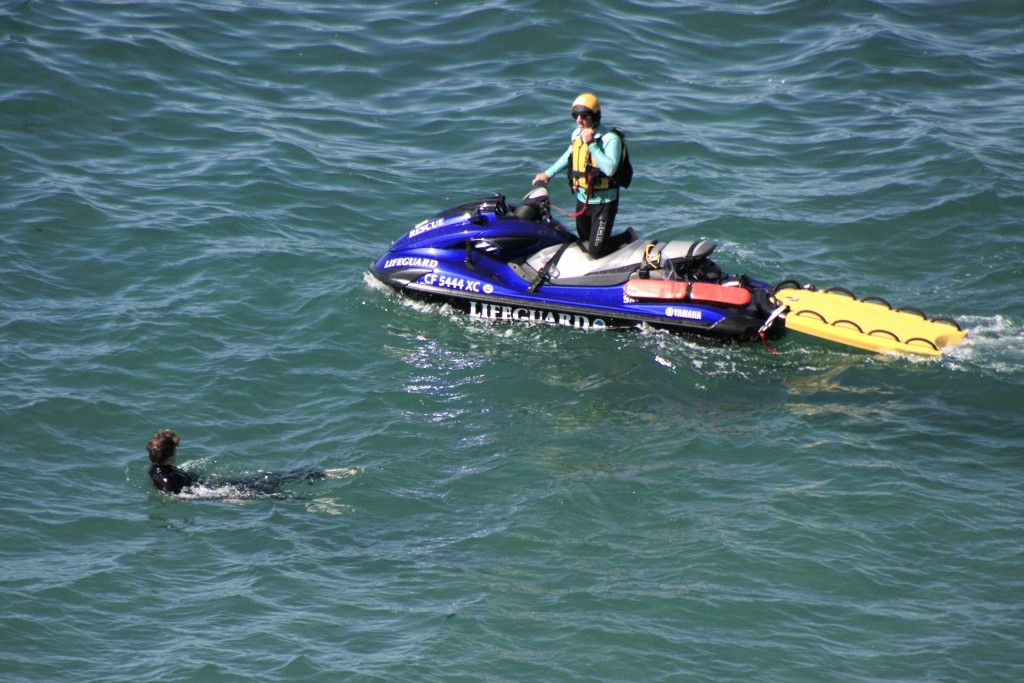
top-left (370, 191), bottom-right (783, 343)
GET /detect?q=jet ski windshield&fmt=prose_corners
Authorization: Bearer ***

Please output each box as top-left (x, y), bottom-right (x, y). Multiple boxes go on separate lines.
top-left (433, 194), bottom-right (509, 220)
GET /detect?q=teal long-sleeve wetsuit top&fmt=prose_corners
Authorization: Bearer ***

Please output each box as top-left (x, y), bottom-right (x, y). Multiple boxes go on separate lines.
top-left (543, 124), bottom-right (622, 204)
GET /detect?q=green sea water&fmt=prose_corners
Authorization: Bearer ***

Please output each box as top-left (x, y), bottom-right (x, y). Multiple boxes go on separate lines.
top-left (2, 1), bottom-right (1023, 681)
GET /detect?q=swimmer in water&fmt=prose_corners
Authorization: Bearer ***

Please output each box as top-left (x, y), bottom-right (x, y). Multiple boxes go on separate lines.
top-left (147, 429), bottom-right (198, 494)
top-left (146, 429), bottom-right (334, 497)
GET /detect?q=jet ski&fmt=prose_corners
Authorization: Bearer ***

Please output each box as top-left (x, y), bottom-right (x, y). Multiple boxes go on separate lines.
top-left (370, 186), bottom-right (967, 355)
top-left (371, 186), bottom-right (782, 343)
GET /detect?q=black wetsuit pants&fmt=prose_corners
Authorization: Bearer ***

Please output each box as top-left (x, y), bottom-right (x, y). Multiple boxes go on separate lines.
top-left (575, 198), bottom-right (623, 258)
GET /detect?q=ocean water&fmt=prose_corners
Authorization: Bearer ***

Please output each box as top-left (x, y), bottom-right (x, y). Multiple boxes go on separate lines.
top-left (2, 1), bottom-right (1023, 681)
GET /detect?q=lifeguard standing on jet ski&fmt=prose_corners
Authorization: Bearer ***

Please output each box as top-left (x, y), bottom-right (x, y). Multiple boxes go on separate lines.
top-left (533, 93), bottom-right (634, 258)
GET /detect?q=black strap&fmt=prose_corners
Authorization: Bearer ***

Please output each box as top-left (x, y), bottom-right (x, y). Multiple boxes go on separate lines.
top-left (674, 241), bottom-right (701, 278)
top-left (528, 240), bottom-right (574, 293)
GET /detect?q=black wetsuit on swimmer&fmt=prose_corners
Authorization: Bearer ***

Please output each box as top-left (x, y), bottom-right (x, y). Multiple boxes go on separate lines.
top-left (149, 464), bottom-right (200, 495)
top-left (148, 464), bottom-right (326, 496)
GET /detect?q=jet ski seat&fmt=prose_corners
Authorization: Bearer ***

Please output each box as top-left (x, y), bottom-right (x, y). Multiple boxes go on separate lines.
top-left (525, 239), bottom-right (717, 285)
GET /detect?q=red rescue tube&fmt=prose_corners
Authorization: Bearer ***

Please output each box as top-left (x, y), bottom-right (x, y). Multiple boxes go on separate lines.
top-left (624, 279), bottom-right (751, 307)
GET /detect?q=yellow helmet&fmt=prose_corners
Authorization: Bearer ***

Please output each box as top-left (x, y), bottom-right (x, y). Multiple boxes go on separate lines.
top-left (571, 93), bottom-right (601, 124)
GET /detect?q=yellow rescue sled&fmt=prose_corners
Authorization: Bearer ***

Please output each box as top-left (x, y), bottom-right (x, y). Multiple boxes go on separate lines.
top-left (772, 285), bottom-right (967, 356)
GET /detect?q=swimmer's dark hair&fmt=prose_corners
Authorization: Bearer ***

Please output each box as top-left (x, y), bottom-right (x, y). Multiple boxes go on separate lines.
top-left (147, 429), bottom-right (180, 465)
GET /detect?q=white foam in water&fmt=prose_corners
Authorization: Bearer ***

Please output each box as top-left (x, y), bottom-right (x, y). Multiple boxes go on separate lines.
top-left (941, 314), bottom-right (1024, 375)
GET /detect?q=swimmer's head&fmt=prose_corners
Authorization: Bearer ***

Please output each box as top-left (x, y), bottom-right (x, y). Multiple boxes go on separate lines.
top-left (147, 429), bottom-right (180, 465)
